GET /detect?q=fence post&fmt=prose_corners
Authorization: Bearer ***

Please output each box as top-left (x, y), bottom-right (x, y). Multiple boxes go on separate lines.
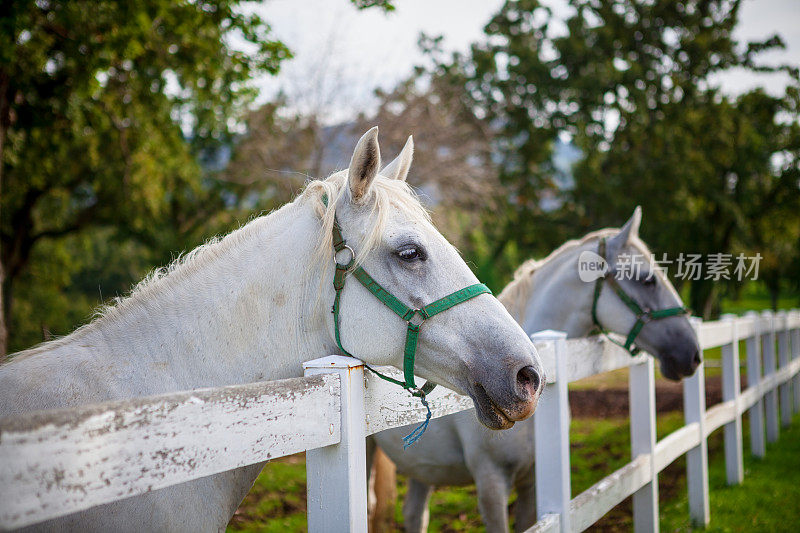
top-left (533, 330), bottom-right (571, 533)
top-left (630, 356), bottom-right (658, 533)
top-left (303, 355), bottom-right (367, 533)
top-left (761, 310), bottom-right (779, 443)
top-left (792, 310), bottom-right (800, 414)
top-left (745, 311), bottom-right (766, 458)
top-left (683, 316), bottom-right (709, 527)
top-left (720, 313), bottom-right (743, 485)
top-left (776, 311), bottom-right (792, 427)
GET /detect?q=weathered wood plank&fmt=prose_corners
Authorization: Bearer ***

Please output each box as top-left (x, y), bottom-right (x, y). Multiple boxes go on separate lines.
top-left (363, 367), bottom-right (474, 436)
top-left (533, 331), bottom-right (571, 533)
top-left (720, 315), bottom-right (744, 485)
top-left (629, 359), bottom-right (658, 533)
top-left (653, 423), bottom-right (701, 473)
top-left (570, 455), bottom-right (651, 532)
top-left (744, 312), bottom-right (766, 458)
top-left (533, 336), bottom-right (647, 385)
top-left (738, 358), bottom-right (800, 415)
top-left (704, 400), bottom-right (736, 437)
top-left (787, 311), bottom-right (800, 329)
top-left (0, 374), bottom-right (340, 530)
top-left (734, 315), bottom-right (757, 338)
top-left (364, 336), bottom-right (644, 433)
top-left (739, 385), bottom-right (760, 413)
top-left (776, 312), bottom-right (793, 427)
top-left (683, 320), bottom-right (710, 528)
top-left (304, 356), bottom-right (367, 533)
top-left (761, 311), bottom-right (780, 443)
top-left (792, 321), bottom-right (800, 412)
top-left (698, 320), bottom-right (734, 349)
top-left (523, 513), bottom-right (560, 533)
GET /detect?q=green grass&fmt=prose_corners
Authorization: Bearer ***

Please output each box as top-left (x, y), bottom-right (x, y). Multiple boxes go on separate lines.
top-left (228, 325), bottom-right (800, 532)
top-left (229, 409), bottom-right (800, 532)
top-left (228, 456), bottom-right (307, 533)
top-left (661, 412), bottom-right (800, 532)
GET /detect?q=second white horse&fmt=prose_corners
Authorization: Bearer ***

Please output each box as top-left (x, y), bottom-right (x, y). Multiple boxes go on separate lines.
top-left (371, 207), bottom-right (701, 532)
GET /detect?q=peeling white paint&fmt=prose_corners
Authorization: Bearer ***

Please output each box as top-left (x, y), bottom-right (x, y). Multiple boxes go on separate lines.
top-left (0, 374), bottom-right (340, 529)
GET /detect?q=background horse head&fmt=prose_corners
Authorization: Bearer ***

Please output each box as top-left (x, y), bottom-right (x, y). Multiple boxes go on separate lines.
top-left (371, 207), bottom-right (701, 532)
top-left (503, 206), bottom-right (700, 380)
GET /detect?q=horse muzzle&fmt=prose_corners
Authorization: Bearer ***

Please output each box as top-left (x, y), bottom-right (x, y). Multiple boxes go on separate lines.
top-left (468, 361), bottom-right (545, 430)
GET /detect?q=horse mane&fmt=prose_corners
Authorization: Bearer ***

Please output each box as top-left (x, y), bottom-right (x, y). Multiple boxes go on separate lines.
top-left (301, 170), bottom-right (431, 273)
top-left (497, 228), bottom-right (656, 320)
top-left (8, 170), bottom-right (430, 363)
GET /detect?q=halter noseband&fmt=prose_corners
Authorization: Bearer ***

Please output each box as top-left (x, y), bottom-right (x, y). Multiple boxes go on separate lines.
top-left (591, 238), bottom-right (688, 354)
top-left (324, 196), bottom-right (491, 445)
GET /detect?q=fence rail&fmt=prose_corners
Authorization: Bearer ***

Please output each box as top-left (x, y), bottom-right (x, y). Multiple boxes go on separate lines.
top-left (526, 309), bottom-right (800, 533)
top-left (1, 309), bottom-right (799, 531)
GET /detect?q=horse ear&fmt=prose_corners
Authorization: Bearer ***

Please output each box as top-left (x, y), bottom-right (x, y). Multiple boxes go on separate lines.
top-left (381, 135), bottom-right (414, 181)
top-left (615, 206), bottom-right (642, 245)
top-left (348, 126), bottom-right (381, 202)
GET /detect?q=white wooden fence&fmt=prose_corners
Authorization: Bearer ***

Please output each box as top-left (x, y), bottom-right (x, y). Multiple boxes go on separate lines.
top-left (1, 309), bottom-right (798, 531)
top-left (527, 309), bottom-right (800, 533)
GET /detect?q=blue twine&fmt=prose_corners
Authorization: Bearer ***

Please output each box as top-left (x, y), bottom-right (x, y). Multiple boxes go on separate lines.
top-left (402, 394), bottom-right (432, 448)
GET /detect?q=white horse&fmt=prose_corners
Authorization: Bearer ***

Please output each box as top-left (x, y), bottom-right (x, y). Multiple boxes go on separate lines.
top-left (0, 128), bottom-right (544, 532)
top-left (370, 208), bottom-right (701, 532)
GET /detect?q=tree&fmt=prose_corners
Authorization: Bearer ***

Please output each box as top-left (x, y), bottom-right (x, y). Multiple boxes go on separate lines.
top-left (0, 0), bottom-right (393, 358)
top-left (437, 0), bottom-right (800, 316)
top-left (358, 70), bottom-right (498, 238)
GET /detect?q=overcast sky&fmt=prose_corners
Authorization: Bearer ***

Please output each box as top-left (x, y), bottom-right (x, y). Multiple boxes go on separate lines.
top-left (252, 0), bottom-right (800, 120)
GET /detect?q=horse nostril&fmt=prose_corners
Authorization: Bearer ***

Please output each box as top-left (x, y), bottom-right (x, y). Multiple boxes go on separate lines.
top-left (516, 365), bottom-right (541, 397)
top-left (692, 351), bottom-right (702, 369)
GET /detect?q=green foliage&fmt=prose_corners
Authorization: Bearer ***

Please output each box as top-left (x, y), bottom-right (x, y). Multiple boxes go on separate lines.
top-left (0, 0), bottom-right (294, 351)
top-left (430, 0), bottom-right (800, 317)
top-left (8, 228), bottom-right (154, 352)
top-left (0, 0), bottom-right (387, 353)
top-left (351, 0), bottom-right (396, 11)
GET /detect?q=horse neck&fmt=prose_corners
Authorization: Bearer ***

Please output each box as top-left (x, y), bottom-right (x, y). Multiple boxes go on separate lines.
top-left (514, 242), bottom-right (598, 338)
top-left (75, 200), bottom-right (330, 390)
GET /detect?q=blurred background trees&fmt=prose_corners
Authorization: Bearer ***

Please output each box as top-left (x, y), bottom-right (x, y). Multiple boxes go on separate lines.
top-left (429, 0), bottom-right (800, 315)
top-left (2, 0), bottom-right (798, 356)
top-left (0, 0), bottom-right (385, 356)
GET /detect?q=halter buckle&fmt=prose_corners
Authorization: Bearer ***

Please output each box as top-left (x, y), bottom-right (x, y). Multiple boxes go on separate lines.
top-left (334, 245), bottom-right (355, 269)
top-left (408, 309), bottom-right (426, 328)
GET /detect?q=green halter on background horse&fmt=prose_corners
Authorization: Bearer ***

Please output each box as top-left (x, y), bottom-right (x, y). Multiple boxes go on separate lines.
top-left (591, 237), bottom-right (688, 354)
top-left (324, 197), bottom-right (491, 445)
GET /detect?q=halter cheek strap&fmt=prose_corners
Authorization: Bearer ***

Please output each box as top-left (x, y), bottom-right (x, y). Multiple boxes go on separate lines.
top-left (324, 196), bottom-right (491, 446)
top-left (591, 238), bottom-right (688, 354)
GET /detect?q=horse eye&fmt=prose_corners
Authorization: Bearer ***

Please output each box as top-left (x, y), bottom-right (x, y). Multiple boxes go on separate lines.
top-left (396, 245), bottom-right (425, 262)
top-left (642, 275), bottom-right (656, 286)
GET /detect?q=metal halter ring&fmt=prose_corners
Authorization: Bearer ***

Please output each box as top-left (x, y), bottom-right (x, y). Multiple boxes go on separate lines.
top-left (334, 245), bottom-right (355, 268)
top-left (408, 309), bottom-right (426, 327)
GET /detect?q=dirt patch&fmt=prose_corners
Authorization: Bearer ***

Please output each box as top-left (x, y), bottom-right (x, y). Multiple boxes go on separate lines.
top-left (569, 374), bottom-right (744, 417)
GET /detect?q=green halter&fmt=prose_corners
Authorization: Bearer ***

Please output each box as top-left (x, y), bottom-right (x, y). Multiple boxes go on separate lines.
top-left (591, 238), bottom-right (688, 354)
top-left (324, 196), bottom-right (491, 445)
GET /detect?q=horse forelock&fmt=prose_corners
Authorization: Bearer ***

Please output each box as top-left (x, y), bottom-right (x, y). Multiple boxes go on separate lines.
top-left (302, 170), bottom-right (431, 274)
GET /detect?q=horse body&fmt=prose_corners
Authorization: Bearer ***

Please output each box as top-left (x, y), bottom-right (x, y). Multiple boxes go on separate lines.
top-left (372, 208), bottom-right (701, 532)
top-left (1, 128), bottom-right (543, 532)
